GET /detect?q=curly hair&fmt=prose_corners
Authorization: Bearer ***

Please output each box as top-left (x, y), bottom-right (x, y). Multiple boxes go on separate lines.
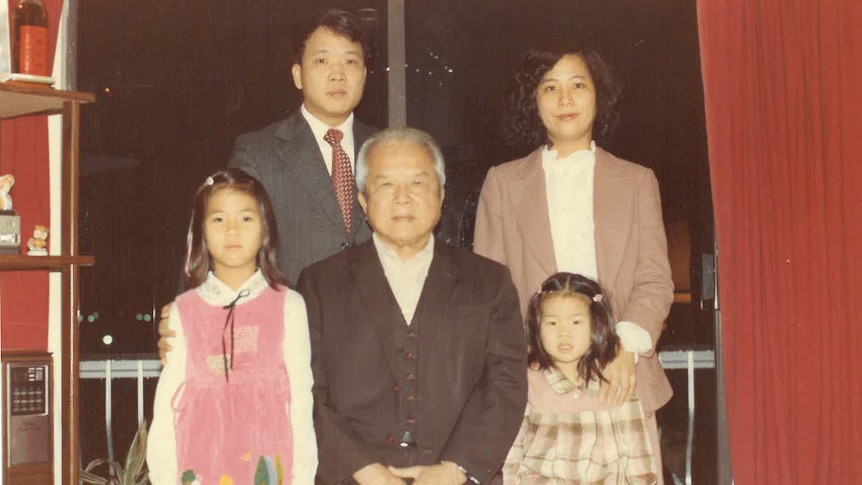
top-left (505, 47), bottom-right (621, 150)
top-left (525, 272), bottom-right (619, 384)
top-left (184, 168), bottom-right (287, 290)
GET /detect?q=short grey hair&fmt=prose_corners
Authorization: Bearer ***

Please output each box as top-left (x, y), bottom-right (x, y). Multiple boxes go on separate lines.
top-left (355, 127), bottom-right (446, 193)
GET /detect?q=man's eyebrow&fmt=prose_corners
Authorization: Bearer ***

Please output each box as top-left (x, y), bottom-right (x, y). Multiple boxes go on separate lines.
top-left (306, 48), bottom-right (363, 57)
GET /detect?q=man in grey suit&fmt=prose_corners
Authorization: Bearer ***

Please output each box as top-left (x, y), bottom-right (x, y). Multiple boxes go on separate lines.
top-left (158, 9), bottom-right (376, 353)
top-left (229, 8), bottom-right (375, 284)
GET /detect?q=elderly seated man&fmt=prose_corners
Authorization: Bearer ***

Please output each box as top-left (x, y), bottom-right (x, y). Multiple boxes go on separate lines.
top-left (299, 127), bottom-right (526, 484)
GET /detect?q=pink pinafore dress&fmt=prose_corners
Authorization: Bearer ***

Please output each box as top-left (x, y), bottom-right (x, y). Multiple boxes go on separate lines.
top-left (172, 285), bottom-right (294, 484)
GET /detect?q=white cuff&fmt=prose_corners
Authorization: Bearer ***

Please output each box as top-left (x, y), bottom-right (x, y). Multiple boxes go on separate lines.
top-left (615, 320), bottom-right (652, 364)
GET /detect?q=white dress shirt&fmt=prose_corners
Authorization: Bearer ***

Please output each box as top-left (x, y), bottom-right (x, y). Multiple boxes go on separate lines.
top-left (147, 270), bottom-right (317, 484)
top-left (542, 142), bottom-right (651, 358)
top-left (301, 104), bottom-right (356, 176)
top-left (372, 234), bottom-right (435, 325)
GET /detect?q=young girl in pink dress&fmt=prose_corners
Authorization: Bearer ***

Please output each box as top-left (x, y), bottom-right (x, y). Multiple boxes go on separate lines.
top-left (148, 168), bottom-right (316, 484)
top-left (504, 273), bottom-right (656, 484)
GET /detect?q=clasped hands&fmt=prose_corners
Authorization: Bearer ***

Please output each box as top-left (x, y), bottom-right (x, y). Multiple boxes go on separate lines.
top-left (353, 462), bottom-right (466, 485)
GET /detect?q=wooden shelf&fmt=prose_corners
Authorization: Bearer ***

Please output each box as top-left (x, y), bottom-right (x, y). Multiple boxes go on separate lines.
top-left (0, 82), bottom-right (95, 119)
top-left (1, 85), bottom-right (94, 484)
top-left (0, 255), bottom-right (95, 271)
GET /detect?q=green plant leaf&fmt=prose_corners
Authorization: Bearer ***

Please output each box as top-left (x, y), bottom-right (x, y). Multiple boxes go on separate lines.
top-left (81, 419), bottom-right (149, 485)
top-left (121, 420), bottom-right (148, 484)
top-left (84, 457), bottom-right (110, 472)
top-left (81, 457), bottom-right (121, 483)
top-left (79, 469), bottom-right (109, 485)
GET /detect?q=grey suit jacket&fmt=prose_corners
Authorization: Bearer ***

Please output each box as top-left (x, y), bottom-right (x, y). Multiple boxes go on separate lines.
top-left (229, 112), bottom-right (376, 284)
top-left (298, 239), bottom-right (527, 484)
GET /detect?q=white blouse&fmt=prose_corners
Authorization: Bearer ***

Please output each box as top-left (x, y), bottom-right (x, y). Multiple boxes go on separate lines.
top-left (542, 142), bottom-right (651, 357)
top-left (542, 141), bottom-right (598, 281)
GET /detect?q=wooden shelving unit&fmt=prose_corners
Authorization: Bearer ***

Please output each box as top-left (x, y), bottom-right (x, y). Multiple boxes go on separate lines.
top-left (0, 82), bottom-right (95, 484)
top-left (0, 255), bottom-right (95, 270)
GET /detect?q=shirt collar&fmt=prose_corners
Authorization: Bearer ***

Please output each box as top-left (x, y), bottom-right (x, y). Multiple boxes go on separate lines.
top-left (542, 365), bottom-right (602, 395)
top-left (542, 140), bottom-right (596, 164)
top-left (372, 233), bottom-right (435, 264)
top-left (543, 366), bottom-right (579, 394)
top-left (197, 269), bottom-right (268, 306)
top-left (301, 104), bottom-right (354, 141)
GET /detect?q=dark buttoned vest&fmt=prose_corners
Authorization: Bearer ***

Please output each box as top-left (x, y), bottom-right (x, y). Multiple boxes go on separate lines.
top-left (392, 310), bottom-right (421, 456)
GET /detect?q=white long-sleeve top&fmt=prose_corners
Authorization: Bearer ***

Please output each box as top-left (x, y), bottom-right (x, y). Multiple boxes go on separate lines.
top-left (147, 271), bottom-right (317, 484)
top-left (543, 143), bottom-right (651, 358)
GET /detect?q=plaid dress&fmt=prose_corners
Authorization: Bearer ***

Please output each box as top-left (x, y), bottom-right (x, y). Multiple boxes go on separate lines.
top-left (503, 367), bottom-right (657, 484)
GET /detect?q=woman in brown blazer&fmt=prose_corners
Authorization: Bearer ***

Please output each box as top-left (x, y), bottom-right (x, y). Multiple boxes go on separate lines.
top-left (474, 46), bottom-right (674, 483)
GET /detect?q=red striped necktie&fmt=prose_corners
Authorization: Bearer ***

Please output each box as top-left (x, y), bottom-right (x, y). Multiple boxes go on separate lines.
top-left (324, 128), bottom-right (354, 235)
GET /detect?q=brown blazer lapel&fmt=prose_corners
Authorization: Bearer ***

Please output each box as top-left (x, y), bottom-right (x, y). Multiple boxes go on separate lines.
top-left (509, 150), bottom-right (557, 277)
top-left (349, 241), bottom-right (404, 380)
top-left (594, 148), bottom-right (632, 287)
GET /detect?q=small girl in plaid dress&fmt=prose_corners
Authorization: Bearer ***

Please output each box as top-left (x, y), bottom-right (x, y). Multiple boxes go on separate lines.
top-left (503, 273), bottom-right (657, 484)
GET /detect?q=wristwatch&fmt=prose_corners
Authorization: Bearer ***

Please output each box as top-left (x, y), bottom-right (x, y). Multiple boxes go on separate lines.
top-left (447, 462), bottom-right (481, 484)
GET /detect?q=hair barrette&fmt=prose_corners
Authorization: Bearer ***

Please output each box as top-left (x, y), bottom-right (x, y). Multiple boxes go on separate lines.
top-left (206, 176), bottom-right (214, 186)
top-left (592, 294), bottom-right (603, 303)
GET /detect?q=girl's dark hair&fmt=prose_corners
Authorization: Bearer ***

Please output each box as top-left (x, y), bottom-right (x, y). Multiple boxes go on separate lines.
top-left (505, 47), bottom-right (621, 150)
top-left (525, 272), bottom-right (619, 384)
top-left (293, 8), bottom-right (371, 64)
top-left (184, 168), bottom-right (287, 290)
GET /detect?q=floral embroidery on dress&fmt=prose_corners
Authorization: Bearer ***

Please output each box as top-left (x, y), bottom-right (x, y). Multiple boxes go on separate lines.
top-left (181, 454), bottom-right (283, 484)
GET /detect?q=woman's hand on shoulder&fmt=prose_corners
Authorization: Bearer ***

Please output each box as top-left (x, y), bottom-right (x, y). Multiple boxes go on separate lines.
top-left (599, 348), bottom-right (636, 406)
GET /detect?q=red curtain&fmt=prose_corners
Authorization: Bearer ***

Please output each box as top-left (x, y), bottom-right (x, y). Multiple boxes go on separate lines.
top-left (0, 0), bottom-right (64, 350)
top-left (697, 0), bottom-right (862, 483)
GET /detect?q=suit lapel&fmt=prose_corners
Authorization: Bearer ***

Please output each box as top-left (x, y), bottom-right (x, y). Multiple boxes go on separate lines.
top-left (275, 113), bottom-right (348, 232)
top-left (593, 148), bottom-right (630, 287)
top-left (508, 150), bottom-right (557, 276)
top-left (349, 241), bottom-right (405, 379)
top-left (413, 241), bottom-right (457, 379)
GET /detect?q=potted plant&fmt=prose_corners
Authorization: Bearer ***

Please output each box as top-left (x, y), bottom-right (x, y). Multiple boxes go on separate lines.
top-left (79, 419), bottom-right (148, 485)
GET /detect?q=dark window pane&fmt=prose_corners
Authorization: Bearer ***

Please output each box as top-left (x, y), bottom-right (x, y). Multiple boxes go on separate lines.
top-left (78, 1), bottom-right (388, 357)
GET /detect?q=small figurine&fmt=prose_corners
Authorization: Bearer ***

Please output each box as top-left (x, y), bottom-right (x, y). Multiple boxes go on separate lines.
top-left (0, 174), bottom-right (14, 211)
top-left (27, 224), bottom-right (49, 255)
